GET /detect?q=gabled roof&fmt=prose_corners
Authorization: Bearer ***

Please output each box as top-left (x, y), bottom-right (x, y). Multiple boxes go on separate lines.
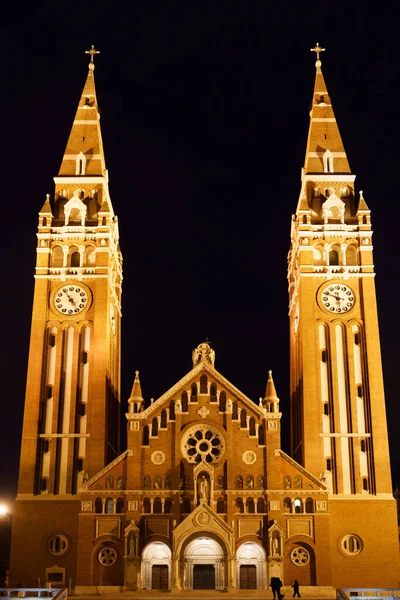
top-left (79, 449), bottom-right (131, 492)
top-left (277, 449), bottom-right (327, 491)
top-left (127, 360), bottom-right (267, 420)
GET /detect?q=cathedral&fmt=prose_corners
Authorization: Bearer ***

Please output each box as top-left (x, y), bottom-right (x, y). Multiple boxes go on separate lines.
top-left (9, 45), bottom-right (400, 592)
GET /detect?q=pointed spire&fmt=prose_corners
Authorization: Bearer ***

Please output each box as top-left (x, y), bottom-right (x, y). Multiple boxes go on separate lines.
top-left (129, 371), bottom-right (144, 405)
top-left (357, 190), bottom-right (370, 212)
top-left (304, 44), bottom-right (351, 175)
top-left (39, 194), bottom-right (53, 216)
top-left (58, 46), bottom-right (106, 177)
top-left (264, 370), bottom-right (280, 411)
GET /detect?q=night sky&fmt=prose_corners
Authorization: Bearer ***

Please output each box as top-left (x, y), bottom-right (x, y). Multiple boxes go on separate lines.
top-left (1, 2), bottom-right (399, 504)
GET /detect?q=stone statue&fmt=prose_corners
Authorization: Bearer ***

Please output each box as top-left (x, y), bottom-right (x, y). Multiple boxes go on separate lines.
top-left (199, 476), bottom-right (209, 502)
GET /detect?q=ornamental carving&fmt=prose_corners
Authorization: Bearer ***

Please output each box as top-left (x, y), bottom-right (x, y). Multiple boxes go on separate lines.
top-left (242, 451), bottom-right (256, 465)
top-left (316, 500), bottom-right (327, 511)
top-left (197, 406), bottom-right (210, 418)
top-left (81, 501), bottom-right (92, 512)
top-left (151, 451), bottom-right (165, 465)
top-left (196, 511), bottom-right (211, 526)
top-left (181, 424), bottom-right (225, 464)
top-left (130, 421), bottom-right (140, 431)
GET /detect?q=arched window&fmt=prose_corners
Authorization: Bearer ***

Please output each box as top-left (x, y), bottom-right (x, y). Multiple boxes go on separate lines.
top-left (70, 245), bottom-right (80, 267)
top-left (294, 475), bottom-right (302, 489)
top-left (95, 498), bottom-right (102, 513)
top-left (169, 401), bottom-right (175, 420)
top-left (190, 384), bottom-right (197, 402)
top-left (246, 498), bottom-right (255, 513)
top-left (258, 424), bottom-right (265, 445)
top-left (329, 249), bottom-right (339, 266)
top-left (240, 408), bottom-right (247, 428)
top-left (232, 402), bottom-right (238, 420)
top-left (326, 458), bottom-right (332, 471)
top-left (85, 245), bottom-right (96, 266)
top-left (143, 498), bottom-right (151, 513)
top-left (284, 497), bottom-right (292, 512)
top-left (182, 496), bottom-right (191, 513)
top-left (200, 374), bottom-right (208, 394)
top-left (235, 475), bottom-right (243, 489)
top-left (235, 498), bottom-right (244, 513)
top-left (210, 383), bottom-right (217, 402)
top-left (323, 402), bottom-right (329, 416)
top-left (346, 245), bottom-right (357, 266)
top-left (217, 497), bottom-right (225, 513)
top-left (153, 497), bottom-right (162, 513)
top-left (152, 417), bottom-right (158, 437)
top-left (305, 498), bottom-right (314, 513)
top-left (361, 439), bottom-right (366, 453)
top-left (257, 497), bottom-right (265, 513)
top-left (362, 477), bottom-right (369, 491)
top-left (116, 498), bottom-right (124, 513)
top-left (52, 246), bottom-right (64, 267)
top-left (105, 498), bottom-right (114, 514)
top-left (249, 417), bottom-right (256, 436)
top-left (142, 425), bottom-right (149, 446)
top-left (257, 475), bottom-right (264, 489)
top-left (246, 475), bottom-right (254, 489)
top-left (154, 475), bottom-right (162, 490)
top-left (284, 475), bottom-right (292, 489)
top-left (219, 391), bottom-right (226, 412)
top-left (160, 409), bottom-right (167, 429)
top-left (313, 245), bottom-right (324, 266)
top-left (165, 476), bottom-right (172, 490)
top-left (294, 498), bottom-right (302, 514)
top-left (144, 476), bottom-right (151, 490)
top-left (181, 391), bottom-right (188, 412)
top-left (164, 498), bottom-right (172, 513)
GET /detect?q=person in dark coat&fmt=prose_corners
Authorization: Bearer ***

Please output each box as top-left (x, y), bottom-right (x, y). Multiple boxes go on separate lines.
top-left (270, 577), bottom-right (283, 600)
top-left (292, 579), bottom-right (301, 598)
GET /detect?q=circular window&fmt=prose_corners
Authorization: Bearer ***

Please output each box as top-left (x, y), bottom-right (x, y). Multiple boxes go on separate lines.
top-left (340, 534), bottom-right (363, 557)
top-left (181, 425), bottom-right (225, 464)
top-left (290, 546), bottom-right (310, 566)
top-left (47, 534), bottom-right (69, 556)
top-left (98, 547), bottom-right (118, 566)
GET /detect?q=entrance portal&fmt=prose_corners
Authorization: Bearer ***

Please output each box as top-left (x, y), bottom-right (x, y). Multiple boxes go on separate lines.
top-left (236, 542), bottom-right (267, 590)
top-left (182, 536), bottom-right (225, 590)
top-left (142, 541), bottom-right (171, 590)
top-left (193, 565), bottom-right (215, 589)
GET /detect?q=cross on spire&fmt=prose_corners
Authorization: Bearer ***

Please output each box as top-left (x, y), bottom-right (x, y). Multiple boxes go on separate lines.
top-left (85, 45), bottom-right (100, 65)
top-left (310, 42), bottom-right (325, 63)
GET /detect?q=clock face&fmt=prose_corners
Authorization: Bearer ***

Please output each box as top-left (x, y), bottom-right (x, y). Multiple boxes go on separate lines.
top-left (54, 285), bottom-right (89, 315)
top-left (319, 283), bottom-right (355, 314)
top-left (110, 303), bottom-right (116, 335)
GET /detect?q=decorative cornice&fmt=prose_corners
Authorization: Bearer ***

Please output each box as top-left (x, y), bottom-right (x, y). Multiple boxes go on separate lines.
top-left (79, 450), bottom-right (131, 491)
top-left (277, 449), bottom-right (328, 490)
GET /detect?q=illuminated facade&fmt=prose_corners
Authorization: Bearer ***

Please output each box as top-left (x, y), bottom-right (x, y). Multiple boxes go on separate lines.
top-left (9, 48), bottom-right (399, 592)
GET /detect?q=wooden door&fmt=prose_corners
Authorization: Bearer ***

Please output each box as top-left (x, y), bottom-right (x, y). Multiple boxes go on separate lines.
top-left (193, 564), bottom-right (215, 589)
top-left (151, 565), bottom-right (169, 590)
top-left (240, 565), bottom-right (257, 589)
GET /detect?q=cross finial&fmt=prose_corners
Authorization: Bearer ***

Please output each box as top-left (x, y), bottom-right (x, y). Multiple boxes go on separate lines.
top-left (85, 45), bottom-right (100, 70)
top-left (310, 42), bottom-right (325, 68)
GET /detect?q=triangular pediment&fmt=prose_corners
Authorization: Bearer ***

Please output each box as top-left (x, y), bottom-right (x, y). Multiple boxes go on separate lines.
top-left (173, 501), bottom-right (234, 555)
top-left (126, 360), bottom-right (266, 422)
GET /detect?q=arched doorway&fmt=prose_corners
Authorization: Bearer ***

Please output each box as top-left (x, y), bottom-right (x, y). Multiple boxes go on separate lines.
top-left (236, 542), bottom-right (267, 589)
top-left (182, 536), bottom-right (225, 590)
top-left (141, 541), bottom-right (171, 590)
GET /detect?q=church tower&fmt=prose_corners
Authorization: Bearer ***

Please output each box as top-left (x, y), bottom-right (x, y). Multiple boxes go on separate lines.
top-left (288, 44), bottom-right (392, 497)
top-left (13, 44), bottom-right (121, 512)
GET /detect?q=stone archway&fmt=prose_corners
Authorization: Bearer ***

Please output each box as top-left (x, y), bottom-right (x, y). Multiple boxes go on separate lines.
top-left (236, 541), bottom-right (267, 589)
top-left (141, 541), bottom-right (172, 590)
top-left (182, 535), bottom-right (226, 590)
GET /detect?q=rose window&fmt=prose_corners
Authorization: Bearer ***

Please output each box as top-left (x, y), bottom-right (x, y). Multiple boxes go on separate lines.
top-left (181, 425), bottom-right (225, 463)
top-left (98, 547), bottom-right (118, 566)
top-left (290, 546), bottom-right (310, 566)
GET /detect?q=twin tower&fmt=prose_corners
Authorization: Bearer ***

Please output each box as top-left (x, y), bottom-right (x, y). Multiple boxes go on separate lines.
top-left (9, 47), bottom-right (399, 590)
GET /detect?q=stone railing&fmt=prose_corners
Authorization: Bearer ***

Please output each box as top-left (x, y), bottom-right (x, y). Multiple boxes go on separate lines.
top-left (0, 589), bottom-right (67, 600)
top-left (338, 589), bottom-right (400, 600)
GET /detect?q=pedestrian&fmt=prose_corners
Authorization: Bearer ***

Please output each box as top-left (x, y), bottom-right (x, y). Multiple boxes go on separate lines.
top-left (292, 578), bottom-right (301, 598)
top-left (277, 578), bottom-right (284, 600)
top-left (270, 577), bottom-right (278, 600)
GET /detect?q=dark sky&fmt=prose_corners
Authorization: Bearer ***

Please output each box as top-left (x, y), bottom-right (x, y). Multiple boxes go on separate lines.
top-left (0, 2), bottom-right (399, 503)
